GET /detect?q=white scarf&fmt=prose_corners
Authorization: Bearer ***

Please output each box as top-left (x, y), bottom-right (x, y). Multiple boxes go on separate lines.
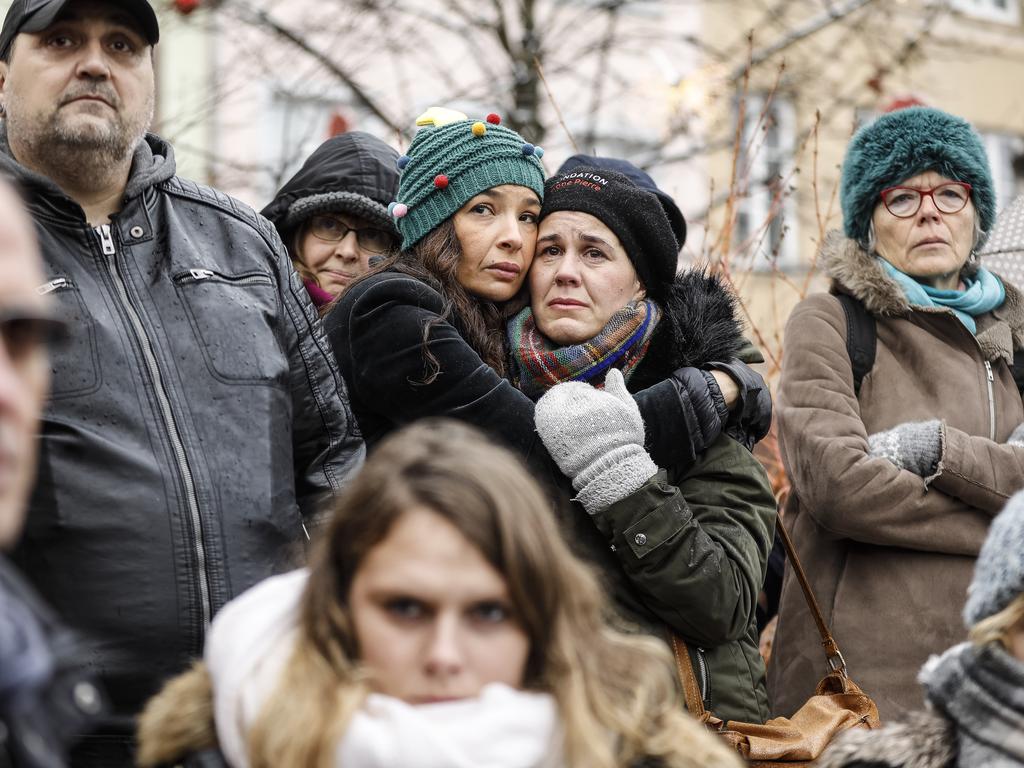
top-left (338, 685), bottom-right (563, 768)
top-left (205, 570), bottom-right (565, 768)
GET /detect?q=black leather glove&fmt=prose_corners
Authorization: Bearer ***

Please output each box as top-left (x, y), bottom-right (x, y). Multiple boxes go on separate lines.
top-left (705, 359), bottom-right (772, 449)
top-left (634, 366), bottom-right (726, 469)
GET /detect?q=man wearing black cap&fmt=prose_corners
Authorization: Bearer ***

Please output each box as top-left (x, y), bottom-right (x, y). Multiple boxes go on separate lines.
top-left (0, 1), bottom-right (365, 764)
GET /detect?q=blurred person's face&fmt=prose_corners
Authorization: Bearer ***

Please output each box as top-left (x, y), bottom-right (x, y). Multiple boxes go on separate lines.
top-left (348, 506), bottom-right (530, 703)
top-left (0, 0), bottom-right (155, 167)
top-left (452, 185), bottom-right (540, 302)
top-left (297, 212), bottom-right (394, 296)
top-left (872, 170), bottom-right (976, 291)
top-left (0, 184), bottom-right (52, 548)
top-left (530, 210), bottom-right (645, 345)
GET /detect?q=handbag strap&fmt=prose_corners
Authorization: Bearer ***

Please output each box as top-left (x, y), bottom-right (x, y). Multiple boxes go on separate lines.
top-left (775, 515), bottom-right (848, 676)
top-left (670, 635), bottom-right (712, 722)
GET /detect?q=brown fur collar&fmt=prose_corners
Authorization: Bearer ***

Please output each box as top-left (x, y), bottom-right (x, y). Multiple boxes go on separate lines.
top-left (815, 709), bottom-right (956, 768)
top-left (819, 229), bottom-right (1024, 363)
top-left (136, 661), bottom-right (218, 767)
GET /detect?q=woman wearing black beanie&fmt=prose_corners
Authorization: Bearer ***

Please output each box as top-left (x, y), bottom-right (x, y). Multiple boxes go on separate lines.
top-left (520, 167), bottom-right (777, 725)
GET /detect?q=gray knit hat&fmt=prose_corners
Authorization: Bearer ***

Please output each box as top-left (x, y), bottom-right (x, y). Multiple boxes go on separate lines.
top-left (963, 489), bottom-right (1024, 626)
top-left (841, 107), bottom-right (996, 249)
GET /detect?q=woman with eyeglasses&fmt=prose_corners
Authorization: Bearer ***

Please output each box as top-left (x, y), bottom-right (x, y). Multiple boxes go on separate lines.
top-left (769, 107), bottom-right (1024, 721)
top-left (262, 132), bottom-right (401, 310)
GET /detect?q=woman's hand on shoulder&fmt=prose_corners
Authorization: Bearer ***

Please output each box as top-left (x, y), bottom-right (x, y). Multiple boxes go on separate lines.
top-left (704, 359), bottom-right (772, 447)
top-left (711, 370), bottom-right (740, 409)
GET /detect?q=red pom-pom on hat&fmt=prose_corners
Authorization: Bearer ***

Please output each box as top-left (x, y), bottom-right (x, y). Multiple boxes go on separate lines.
top-left (486, 113), bottom-right (501, 125)
top-left (434, 174), bottom-right (449, 189)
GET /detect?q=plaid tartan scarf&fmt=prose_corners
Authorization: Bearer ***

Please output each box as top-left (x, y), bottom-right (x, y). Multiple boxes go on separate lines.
top-left (507, 299), bottom-right (662, 399)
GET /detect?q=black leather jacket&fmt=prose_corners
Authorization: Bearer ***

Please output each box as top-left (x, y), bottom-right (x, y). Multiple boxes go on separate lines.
top-left (1, 134), bottom-right (364, 730)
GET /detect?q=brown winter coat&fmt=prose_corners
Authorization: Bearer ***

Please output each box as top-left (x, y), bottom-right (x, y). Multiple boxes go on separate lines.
top-left (768, 231), bottom-right (1024, 720)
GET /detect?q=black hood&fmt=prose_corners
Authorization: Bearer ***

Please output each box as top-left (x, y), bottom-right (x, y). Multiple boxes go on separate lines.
top-left (261, 131), bottom-right (401, 241)
top-left (630, 268), bottom-right (745, 389)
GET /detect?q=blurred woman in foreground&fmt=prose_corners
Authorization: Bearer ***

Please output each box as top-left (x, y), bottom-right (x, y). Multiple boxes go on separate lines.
top-left (137, 420), bottom-right (741, 768)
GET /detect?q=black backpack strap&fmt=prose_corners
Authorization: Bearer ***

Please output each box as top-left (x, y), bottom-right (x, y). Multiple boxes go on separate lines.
top-left (835, 293), bottom-right (876, 397)
top-left (1012, 348), bottom-right (1024, 397)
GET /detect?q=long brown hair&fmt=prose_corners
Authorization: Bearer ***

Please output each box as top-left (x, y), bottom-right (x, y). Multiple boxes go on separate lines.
top-left (247, 420), bottom-right (741, 768)
top-left (339, 219), bottom-right (525, 381)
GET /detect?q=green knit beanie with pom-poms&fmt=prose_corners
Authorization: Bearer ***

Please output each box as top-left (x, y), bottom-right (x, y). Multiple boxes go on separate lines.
top-left (841, 107), bottom-right (996, 249)
top-left (389, 107), bottom-right (546, 250)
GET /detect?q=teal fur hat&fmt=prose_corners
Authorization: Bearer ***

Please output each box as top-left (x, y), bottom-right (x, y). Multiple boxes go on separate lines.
top-left (841, 107), bottom-right (996, 248)
top-left (390, 109), bottom-right (546, 250)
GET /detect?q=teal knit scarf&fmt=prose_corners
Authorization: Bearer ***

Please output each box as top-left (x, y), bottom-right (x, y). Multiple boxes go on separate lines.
top-left (507, 300), bottom-right (662, 399)
top-left (878, 258), bottom-right (1005, 334)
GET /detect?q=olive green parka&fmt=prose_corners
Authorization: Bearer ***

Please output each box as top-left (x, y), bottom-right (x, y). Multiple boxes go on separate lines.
top-left (552, 271), bottom-right (777, 725)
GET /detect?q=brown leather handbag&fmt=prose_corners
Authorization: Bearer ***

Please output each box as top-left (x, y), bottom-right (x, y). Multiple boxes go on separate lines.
top-left (671, 518), bottom-right (880, 767)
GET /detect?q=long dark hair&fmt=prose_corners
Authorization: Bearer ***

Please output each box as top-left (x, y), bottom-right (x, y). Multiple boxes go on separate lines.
top-left (344, 218), bottom-right (525, 382)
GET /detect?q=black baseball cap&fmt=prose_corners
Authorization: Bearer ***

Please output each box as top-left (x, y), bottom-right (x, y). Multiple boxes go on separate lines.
top-left (0, 0), bottom-right (160, 61)
top-left (558, 153), bottom-right (687, 249)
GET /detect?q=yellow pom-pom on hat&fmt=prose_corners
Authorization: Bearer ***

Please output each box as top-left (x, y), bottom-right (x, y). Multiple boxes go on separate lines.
top-left (472, 121), bottom-right (487, 137)
top-left (415, 106), bottom-right (469, 128)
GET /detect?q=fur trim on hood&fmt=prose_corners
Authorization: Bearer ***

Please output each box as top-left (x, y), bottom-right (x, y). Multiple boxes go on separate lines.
top-left (136, 661), bottom-right (218, 767)
top-left (630, 268), bottom-right (743, 389)
top-left (815, 709), bottom-right (956, 768)
top-left (819, 229), bottom-right (1024, 364)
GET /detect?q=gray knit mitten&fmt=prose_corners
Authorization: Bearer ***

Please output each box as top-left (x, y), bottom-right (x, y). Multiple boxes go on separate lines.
top-left (866, 420), bottom-right (943, 477)
top-left (1008, 423), bottom-right (1024, 447)
top-left (535, 368), bottom-right (658, 514)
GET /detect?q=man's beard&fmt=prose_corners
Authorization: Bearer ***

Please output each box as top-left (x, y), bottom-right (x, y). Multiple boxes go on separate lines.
top-left (6, 86), bottom-right (154, 177)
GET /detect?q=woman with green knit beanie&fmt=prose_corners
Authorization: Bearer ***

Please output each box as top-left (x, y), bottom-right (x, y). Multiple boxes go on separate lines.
top-left (770, 106), bottom-right (1024, 721)
top-left (324, 108), bottom-right (763, 475)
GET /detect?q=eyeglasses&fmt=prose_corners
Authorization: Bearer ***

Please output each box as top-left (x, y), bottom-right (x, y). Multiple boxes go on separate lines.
top-left (308, 214), bottom-right (395, 254)
top-left (879, 182), bottom-right (972, 218)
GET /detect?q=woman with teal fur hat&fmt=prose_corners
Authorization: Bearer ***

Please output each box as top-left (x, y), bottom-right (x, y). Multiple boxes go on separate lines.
top-left (770, 106), bottom-right (1024, 721)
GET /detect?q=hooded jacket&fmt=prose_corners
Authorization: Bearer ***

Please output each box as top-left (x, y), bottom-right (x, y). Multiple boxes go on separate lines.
top-left (769, 231), bottom-right (1024, 720)
top-left (1, 133), bottom-right (364, 735)
top-left (261, 132), bottom-right (400, 245)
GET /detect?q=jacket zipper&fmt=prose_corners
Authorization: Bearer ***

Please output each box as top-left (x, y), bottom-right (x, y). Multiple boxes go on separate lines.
top-left (37, 277), bottom-right (70, 295)
top-left (175, 268), bottom-right (271, 286)
top-left (695, 645), bottom-right (712, 710)
top-left (95, 224), bottom-right (212, 630)
top-left (984, 360), bottom-right (996, 441)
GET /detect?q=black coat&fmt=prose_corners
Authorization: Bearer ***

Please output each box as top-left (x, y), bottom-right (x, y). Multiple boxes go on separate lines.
top-left (1, 132), bottom-right (364, 739)
top-left (0, 558), bottom-right (103, 768)
top-left (325, 269), bottom-right (740, 472)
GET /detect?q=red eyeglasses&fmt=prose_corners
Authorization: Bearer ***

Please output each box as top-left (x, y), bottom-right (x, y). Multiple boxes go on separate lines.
top-left (878, 182), bottom-right (972, 218)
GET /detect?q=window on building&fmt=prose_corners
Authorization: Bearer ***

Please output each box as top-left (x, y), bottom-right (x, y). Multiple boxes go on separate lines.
top-left (981, 130), bottom-right (1024, 211)
top-left (262, 88), bottom-right (351, 200)
top-left (734, 93), bottom-right (800, 271)
top-left (952, 0), bottom-right (1020, 24)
